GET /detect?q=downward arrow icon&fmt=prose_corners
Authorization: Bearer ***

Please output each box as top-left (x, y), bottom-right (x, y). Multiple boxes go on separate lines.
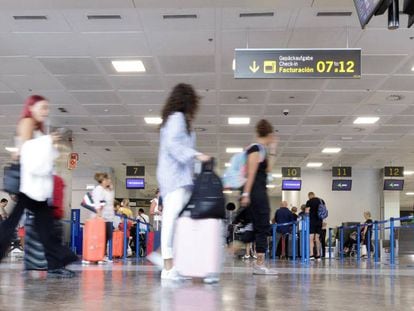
top-left (249, 61), bottom-right (260, 73)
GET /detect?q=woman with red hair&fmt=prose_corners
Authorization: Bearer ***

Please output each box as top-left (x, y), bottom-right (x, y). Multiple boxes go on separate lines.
top-left (0, 95), bottom-right (77, 277)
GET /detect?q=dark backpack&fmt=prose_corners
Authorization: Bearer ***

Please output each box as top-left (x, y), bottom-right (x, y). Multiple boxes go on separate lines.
top-left (182, 159), bottom-right (225, 219)
top-left (318, 199), bottom-right (328, 220)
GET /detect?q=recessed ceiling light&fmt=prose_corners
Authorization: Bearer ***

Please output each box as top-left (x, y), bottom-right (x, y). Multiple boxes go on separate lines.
top-left (411, 65), bottom-right (414, 72)
top-left (322, 147), bottom-right (342, 154)
top-left (225, 162), bottom-right (231, 167)
top-left (307, 162), bottom-right (323, 168)
top-left (341, 136), bottom-right (353, 140)
top-left (353, 117), bottom-right (379, 124)
top-left (226, 147), bottom-right (243, 153)
top-left (266, 185), bottom-right (276, 189)
top-left (228, 117), bottom-right (250, 125)
top-left (194, 127), bottom-right (206, 132)
top-left (5, 147), bottom-right (18, 153)
top-left (223, 190), bottom-right (233, 194)
top-left (406, 192), bottom-right (414, 196)
top-left (112, 60), bottom-right (146, 73)
top-left (144, 117), bottom-right (162, 125)
top-left (272, 173), bottom-right (282, 178)
top-left (104, 109), bottom-right (109, 112)
top-left (404, 171), bottom-right (414, 176)
top-left (232, 59), bottom-right (236, 71)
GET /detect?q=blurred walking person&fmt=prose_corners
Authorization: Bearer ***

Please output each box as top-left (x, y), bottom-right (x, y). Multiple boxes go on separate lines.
top-left (0, 95), bottom-right (77, 277)
top-left (155, 83), bottom-right (210, 280)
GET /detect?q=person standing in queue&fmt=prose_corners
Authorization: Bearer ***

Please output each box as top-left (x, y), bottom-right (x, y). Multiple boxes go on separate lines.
top-left (241, 119), bottom-right (278, 275)
top-left (0, 95), bottom-right (77, 277)
top-left (92, 173), bottom-right (115, 263)
top-left (305, 192), bottom-right (324, 261)
top-left (155, 83), bottom-right (210, 280)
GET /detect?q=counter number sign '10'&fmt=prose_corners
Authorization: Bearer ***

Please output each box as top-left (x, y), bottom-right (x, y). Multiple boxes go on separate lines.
top-left (234, 48), bottom-right (361, 79)
top-left (282, 167), bottom-right (301, 178)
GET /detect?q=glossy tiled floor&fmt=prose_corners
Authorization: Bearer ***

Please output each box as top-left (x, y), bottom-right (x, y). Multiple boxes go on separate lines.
top-left (1, 256), bottom-right (414, 311)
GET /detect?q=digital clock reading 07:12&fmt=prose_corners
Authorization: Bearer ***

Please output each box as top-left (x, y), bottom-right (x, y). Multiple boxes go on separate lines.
top-left (316, 61), bottom-right (355, 74)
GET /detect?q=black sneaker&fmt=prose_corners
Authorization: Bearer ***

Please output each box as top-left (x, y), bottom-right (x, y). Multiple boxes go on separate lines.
top-left (48, 268), bottom-right (76, 278)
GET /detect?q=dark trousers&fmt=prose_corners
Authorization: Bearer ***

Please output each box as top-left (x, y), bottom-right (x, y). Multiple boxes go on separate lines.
top-left (320, 229), bottom-right (327, 257)
top-left (250, 191), bottom-right (270, 254)
top-left (0, 193), bottom-right (77, 269)
top-left (105, 221), bottom-right (113, 255)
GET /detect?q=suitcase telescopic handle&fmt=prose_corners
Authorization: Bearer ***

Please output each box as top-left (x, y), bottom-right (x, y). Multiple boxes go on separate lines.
top-left (202, 157), bottom-right (215, 171)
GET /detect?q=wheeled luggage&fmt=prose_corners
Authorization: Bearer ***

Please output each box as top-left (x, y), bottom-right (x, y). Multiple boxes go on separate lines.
top-left (82, 218), bottom-right (106, 262)
top-left (112, 230), bottom-right (124, 258)
top-left (174, 217), bottom-right (223, 278)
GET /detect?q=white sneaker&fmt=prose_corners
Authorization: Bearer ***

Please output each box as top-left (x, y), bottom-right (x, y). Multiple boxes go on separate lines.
top-left (104, 256), bottom-right (113, 263)
top-left (147, 252), bottom-right (163, 270)
top-left (243, 255), bottom-right (251, 260)
top-left (161, 267), bottom-right (181, 281)
top-left (253, 264), bottom-right (278, 275)
top-left (203, 276), bottom-right (220, 284)
top-left (81, 260), bottom-right (91, 265)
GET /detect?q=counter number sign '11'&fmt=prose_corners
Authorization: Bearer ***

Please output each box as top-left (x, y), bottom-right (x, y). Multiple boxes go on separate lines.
top-left (234, 48), bottom-right (361, 79)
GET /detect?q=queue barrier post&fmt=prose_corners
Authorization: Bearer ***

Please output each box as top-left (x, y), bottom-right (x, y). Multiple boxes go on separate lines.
top-left (367, 228), bottom-right (371, 259)
top-left (108, 231), bottom-right (113, 261)
top-left (292, 222), bottom-right (297, 261)
top-left (374, 221), bottom-right (379, 263)
top-left (300, 217), bottom-right (305, 264)
top-left (339, 226), bottom-right (344, 261)
top-left (123, 216), bottom-right (128, 261)
top-left (357, 224), bottom-right (361, 262)
top-left (272, 224), bottom-right (277, 260)
top-left (390, 217), bottom-right (395, 265)
top-left (305, 215), bottom-right (310, 262)
top-left (136, 221), bottom-right (140, 259)
top-left (328, 228), bottom-right (333, 260)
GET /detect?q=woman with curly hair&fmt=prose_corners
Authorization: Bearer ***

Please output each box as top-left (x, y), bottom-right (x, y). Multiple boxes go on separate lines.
top-left (155, 83), bottom-right (210, 280)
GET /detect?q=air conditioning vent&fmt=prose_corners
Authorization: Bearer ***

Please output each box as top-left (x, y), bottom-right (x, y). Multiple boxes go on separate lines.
top-left (13, 15), bottom-right (47, 20)
top-left (316, 12), bottom-right (352, 17)
top-left (240, 12), bottom-right (274, 18)
top-left (163, 14), bottom-right (197, 20)
top-left (87, 15), bottom-right (122, 20)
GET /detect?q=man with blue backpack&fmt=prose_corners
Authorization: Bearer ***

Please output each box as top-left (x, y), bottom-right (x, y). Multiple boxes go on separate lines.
top-left (305, 192), bottom-right (328, 261)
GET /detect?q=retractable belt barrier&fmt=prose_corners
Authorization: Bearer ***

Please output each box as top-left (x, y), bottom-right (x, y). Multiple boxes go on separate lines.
top-left (331, 215), bottom-right (414, 265)
top-left (68, 209), bottom-right (153, 260)
top-left (271, 215), bottom-right (310, 264)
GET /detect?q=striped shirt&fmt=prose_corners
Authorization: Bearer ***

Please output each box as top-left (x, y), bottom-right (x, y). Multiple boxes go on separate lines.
top-left (157, 112), bottom-right (198, 197)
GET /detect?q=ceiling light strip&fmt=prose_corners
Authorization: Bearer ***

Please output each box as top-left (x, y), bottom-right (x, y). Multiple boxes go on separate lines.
top-left (13, 15), bottom-right (47, 20)
top-left (239, 12), bottom-right (274, 18)
top-left (163, 14), bottom-right (197, 19)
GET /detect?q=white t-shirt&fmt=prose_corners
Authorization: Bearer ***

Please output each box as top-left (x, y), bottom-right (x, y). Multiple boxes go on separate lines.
top-left (92, 185), bottom-right (115, 222)
top-left (137, 213), bottom-right (150, 231)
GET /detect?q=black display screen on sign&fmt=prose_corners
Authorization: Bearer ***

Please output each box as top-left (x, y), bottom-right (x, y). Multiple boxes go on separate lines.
top-left (234, 48), bottom-right (361, 79)
top-left (353, 0), bottom-right (384, 28)
top-left (126, 166), bottom-right (145, 176)
top-left (384, 166), bottom-right (404, 177)
top-left (332, 167), bottom-right (352, 177)
top-left (384, 179), bottom-right (404, 191)
top-left (332, 179), bottom-right (352, 191)
top-left (282, 167), bottom-right (301, 178)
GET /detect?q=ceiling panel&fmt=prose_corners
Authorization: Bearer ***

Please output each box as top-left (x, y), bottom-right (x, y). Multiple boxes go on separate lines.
top-left (158, 55), bottom-right (215, 74)
top-left (317, 91), bottom-right (369, 105)
top-left (71, 91), bottom-right (120, 104)
top-left (56, 75), bottom-right (112, 91)
top-left (269, 91), bottom-right (318, 104)
top-left (38, 57), bottom-right (101, 75)
top-left (265, 104), bottom-right (309, 115)
top-left (108, 76), bottom-right (163, 91)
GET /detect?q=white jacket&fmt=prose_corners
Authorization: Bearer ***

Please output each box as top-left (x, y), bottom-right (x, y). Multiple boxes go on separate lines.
top-left (20, 135), bottom-right (58, 201)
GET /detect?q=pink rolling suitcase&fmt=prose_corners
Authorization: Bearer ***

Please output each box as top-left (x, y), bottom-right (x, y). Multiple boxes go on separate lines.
top-left (174, 217), bottom-right (223, 278)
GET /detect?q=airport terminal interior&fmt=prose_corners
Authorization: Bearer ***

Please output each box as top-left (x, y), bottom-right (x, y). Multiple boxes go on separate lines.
top-left (0, 0), bottom-right (414, 310)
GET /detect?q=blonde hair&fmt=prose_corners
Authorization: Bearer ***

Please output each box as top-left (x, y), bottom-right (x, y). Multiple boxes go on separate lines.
top-left (94, 172), bottom-right (109, 184)
top-left (364, 211), bottom-right (371, 218)
top-left (122, 198), bottom-right (130, 207)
